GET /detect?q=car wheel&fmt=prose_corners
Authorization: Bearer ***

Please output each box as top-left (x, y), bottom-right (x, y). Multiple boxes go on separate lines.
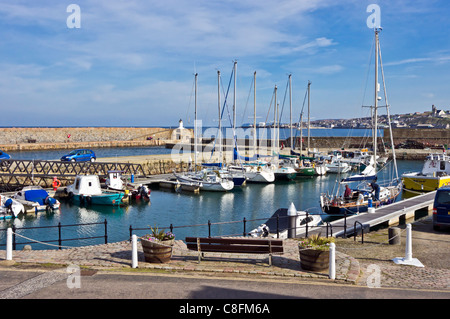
top-left (90, 158), bottom-right (96, 162)
top-left (71, 159), bottom-right (76, 162)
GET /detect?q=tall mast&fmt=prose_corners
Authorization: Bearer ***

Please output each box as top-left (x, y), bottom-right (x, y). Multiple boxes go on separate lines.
top-left (253, 71), bottom-right (257, 156)
top-left (274, 85), bottom-right (278, 160)
top-left (233, 60), bottom-right (237, 131)
top-left (217, 70), bottom-right (222, 166)
top-left (307, 81), bottom-right (311, 154)
top-left (289, 74), bottom-right (293, 153)
top-left (194, 72), bottom-right (198, 172)
top-left (374, 29), bottom-right (380, 173)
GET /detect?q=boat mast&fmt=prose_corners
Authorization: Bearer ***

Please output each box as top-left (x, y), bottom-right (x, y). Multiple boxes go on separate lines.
top-left (378, 30), bottom-right (399, 180)
top-left (194, 72), bottom-right (198, 173)
top-left (233, 60), bottom-right (237, 132)
top-left (307, 81), bottom-right (311, 155)
top-left (275, 85), bottom-right (279, 163)
top-left (253, 71), bottom-right (257, 156)
top-left (374, 29), bottom-right (380, 174)
top-left (289, 74), bottom-right (293, 153)
top-left (217, 70), bottom-right (222, 166)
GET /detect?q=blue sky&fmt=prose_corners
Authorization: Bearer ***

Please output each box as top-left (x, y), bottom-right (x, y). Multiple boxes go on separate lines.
top-left (0, 0), bottom-right (449, 127)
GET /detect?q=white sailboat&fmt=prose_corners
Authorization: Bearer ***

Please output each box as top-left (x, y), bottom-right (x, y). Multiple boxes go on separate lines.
top-left (174, 72), bottom-right (234, 192)
top-left (233, 68), bottom-right (275, 183)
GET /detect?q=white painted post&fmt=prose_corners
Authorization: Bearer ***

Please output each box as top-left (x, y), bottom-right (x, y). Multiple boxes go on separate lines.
top-left (287, 202), bottom-right (297, 239)
top-left (6, 228), bottom-right (12, 261)
top-left (131, 234), bottom-right (138, 268)
top-left (329, 242), bottom-right (336, 280)
top-left (404, 223), bottom-right (412, 261)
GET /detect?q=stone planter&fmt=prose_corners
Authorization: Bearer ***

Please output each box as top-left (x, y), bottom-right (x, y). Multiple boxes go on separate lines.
top-left (141, 238), bottom-right (174, 263)
top-left (299, 248), bottom-right (330, 271)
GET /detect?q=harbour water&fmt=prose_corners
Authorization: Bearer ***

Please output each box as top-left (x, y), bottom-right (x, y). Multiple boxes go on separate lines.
top-left (0, 146), bottom-right (422, 250)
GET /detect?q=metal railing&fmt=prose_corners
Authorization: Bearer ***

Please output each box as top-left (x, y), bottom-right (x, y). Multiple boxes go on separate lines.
top-left (0, 219), bottom-right (108, 250)
top-left (129, 212), bottom-right (359, 241)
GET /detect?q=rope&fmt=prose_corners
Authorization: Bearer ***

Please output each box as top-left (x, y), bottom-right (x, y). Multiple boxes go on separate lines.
top-left (12, 231), bottom-right (75, 249)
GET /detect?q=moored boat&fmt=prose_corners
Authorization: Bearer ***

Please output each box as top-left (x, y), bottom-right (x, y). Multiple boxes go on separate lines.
top-left (13, 186), bottom-right (60, 213)
top-left (65, 175), bottom-right (126, 206)
top-left (0, 195), bottom-right (24, 219)
top-left (249, 207), bottom-right (322, 239)
top-left (402, 153), bottom-right (450, 192)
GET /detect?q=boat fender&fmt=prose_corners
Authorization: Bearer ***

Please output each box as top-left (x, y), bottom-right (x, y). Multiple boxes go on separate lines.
top-left (86, 196), bottom-right (92, 205)
top-left (262, 224), bottom-right (270, 237)
top-left (80, 194), bottom-right (85, 204)
top-left (4, 198), bottom-right (13, 208)
top-left (68, 192), bottom-right (74, 199)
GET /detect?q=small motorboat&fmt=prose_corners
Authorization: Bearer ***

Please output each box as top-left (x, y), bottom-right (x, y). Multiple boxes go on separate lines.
top-left (249, 207), bottom-right (322, 239)
top-left (66, 175), bottom-right (126, 206)
top-left (131, 184), bottom-right (151, 201)
top-left (0, 195), bottom-right (24, 219)
top-left (13, 186), bottom-right (60, 213)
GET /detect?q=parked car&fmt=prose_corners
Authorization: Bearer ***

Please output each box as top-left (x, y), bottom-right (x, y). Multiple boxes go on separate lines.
top-left (433, 185), bottom-right (450, 231)
top-left (0, 150), bottom-right (10, 160)
top-left (61, 149), bottom-right (96, 162)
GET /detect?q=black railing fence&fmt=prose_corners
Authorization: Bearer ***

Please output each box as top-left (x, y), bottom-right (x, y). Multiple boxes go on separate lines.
top-left (0, 212), bottom-right (364, 251)
top-left (0, 219), bottom-right (108, 250)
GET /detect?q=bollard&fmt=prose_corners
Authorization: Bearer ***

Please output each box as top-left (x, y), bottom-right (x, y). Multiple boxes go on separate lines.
top-left (405, 224), bottom-right (412, 261)
top-left (287, 203), bottom-right (297, 239)
top-left (131, 174), bottom-right (135, 183)
top-left (6, 228), bottom-right (12, 261)
top-left (388, 227), bottom-right (401, 245)
top-left (329, 243), bottom-right (336, 280)
top-left (392, 223), bottom-right (424, 267)
top-left (131, 234), bottom-right (138, 268)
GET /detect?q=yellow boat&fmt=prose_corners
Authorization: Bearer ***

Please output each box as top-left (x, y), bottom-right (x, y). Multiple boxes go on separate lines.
top-left (402, 153), bottom-right (450, 192)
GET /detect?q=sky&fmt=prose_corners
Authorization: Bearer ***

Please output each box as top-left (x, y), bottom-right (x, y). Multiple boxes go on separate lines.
top-left (0, 0), bottom-right (449, 127)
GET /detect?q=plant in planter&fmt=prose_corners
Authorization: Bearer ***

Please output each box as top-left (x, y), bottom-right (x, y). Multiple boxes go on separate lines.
top-left (140, 226), bottom-right (175, 263)
top-left (298, 234), bottom-right (335, 271)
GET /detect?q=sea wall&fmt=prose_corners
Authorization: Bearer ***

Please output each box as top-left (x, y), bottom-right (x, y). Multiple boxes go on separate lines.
top-left (0, 127), bottom-right (175, 151)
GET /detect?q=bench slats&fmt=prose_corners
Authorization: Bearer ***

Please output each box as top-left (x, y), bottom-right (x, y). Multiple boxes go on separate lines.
top-left (185, 237), bottom-right (283, 247)
top-left (186, 243), bottom-right (284, 254)
top-left (185, 237), bottom-right (284, 266)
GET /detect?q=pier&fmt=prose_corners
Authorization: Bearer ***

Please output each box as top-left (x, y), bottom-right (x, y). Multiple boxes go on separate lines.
top-left (300, 191), bottom-right (436, 238)
top-left (0, 159), bottom-right (144, 191)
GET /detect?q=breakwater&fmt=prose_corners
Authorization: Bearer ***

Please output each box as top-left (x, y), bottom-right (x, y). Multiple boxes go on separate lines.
top-left (0, 127), bottom-right (175, 151)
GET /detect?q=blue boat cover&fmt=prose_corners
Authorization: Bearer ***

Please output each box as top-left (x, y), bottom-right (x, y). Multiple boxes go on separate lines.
top-left (24, 189), bottom-right (49, 205)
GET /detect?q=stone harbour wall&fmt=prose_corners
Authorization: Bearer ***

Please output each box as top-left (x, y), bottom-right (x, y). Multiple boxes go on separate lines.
top-left (0, 127), bottom-right (172, 144)
top-left (0, 127), bottom-right (176, 151)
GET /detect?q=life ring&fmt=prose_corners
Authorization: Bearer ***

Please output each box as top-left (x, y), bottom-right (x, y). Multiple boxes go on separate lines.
top-left (52, 177), bottom-right (61, 190)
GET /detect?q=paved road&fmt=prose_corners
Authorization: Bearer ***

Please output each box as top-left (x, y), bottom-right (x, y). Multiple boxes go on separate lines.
top-left (1, 268), bottom-right (448, 301)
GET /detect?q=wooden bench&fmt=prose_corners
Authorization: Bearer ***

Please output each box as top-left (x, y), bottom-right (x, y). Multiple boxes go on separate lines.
top-left (185, 237), bottom-right (284, 266)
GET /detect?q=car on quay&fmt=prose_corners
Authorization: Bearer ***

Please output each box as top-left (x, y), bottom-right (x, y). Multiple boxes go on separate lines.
top-left (433, 185), bottom-right (450, 231)
top-left (61, 149), bottom-right (96, 162)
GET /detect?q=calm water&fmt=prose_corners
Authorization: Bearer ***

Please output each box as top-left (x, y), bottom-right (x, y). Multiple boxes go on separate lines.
top-left (4, 128), bottom-right (379, 161)
top-left (0, 153), bottom-right (422, 250)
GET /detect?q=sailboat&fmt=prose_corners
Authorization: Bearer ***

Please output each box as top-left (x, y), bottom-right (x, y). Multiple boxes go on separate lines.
top-left (201, 69), bottom-right (246, 187)
top-left (232, 68), bottom-right (275, 183)
top-left (174, 72), bottom-right (235, 192)
top-left (320, 28), bottom-right (402, 215)
top-left (291, 81), bottom-right (320, 177)
top-left (272, 82), bottom-right (297, 181)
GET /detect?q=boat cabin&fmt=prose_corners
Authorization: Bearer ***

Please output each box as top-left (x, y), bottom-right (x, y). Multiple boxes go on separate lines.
top-left (106, 170), bottom-right (125, 190)
top-left (72, 175), bottom-right (103, 195)
top-left (422, 154), bottom-right (450, 176)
